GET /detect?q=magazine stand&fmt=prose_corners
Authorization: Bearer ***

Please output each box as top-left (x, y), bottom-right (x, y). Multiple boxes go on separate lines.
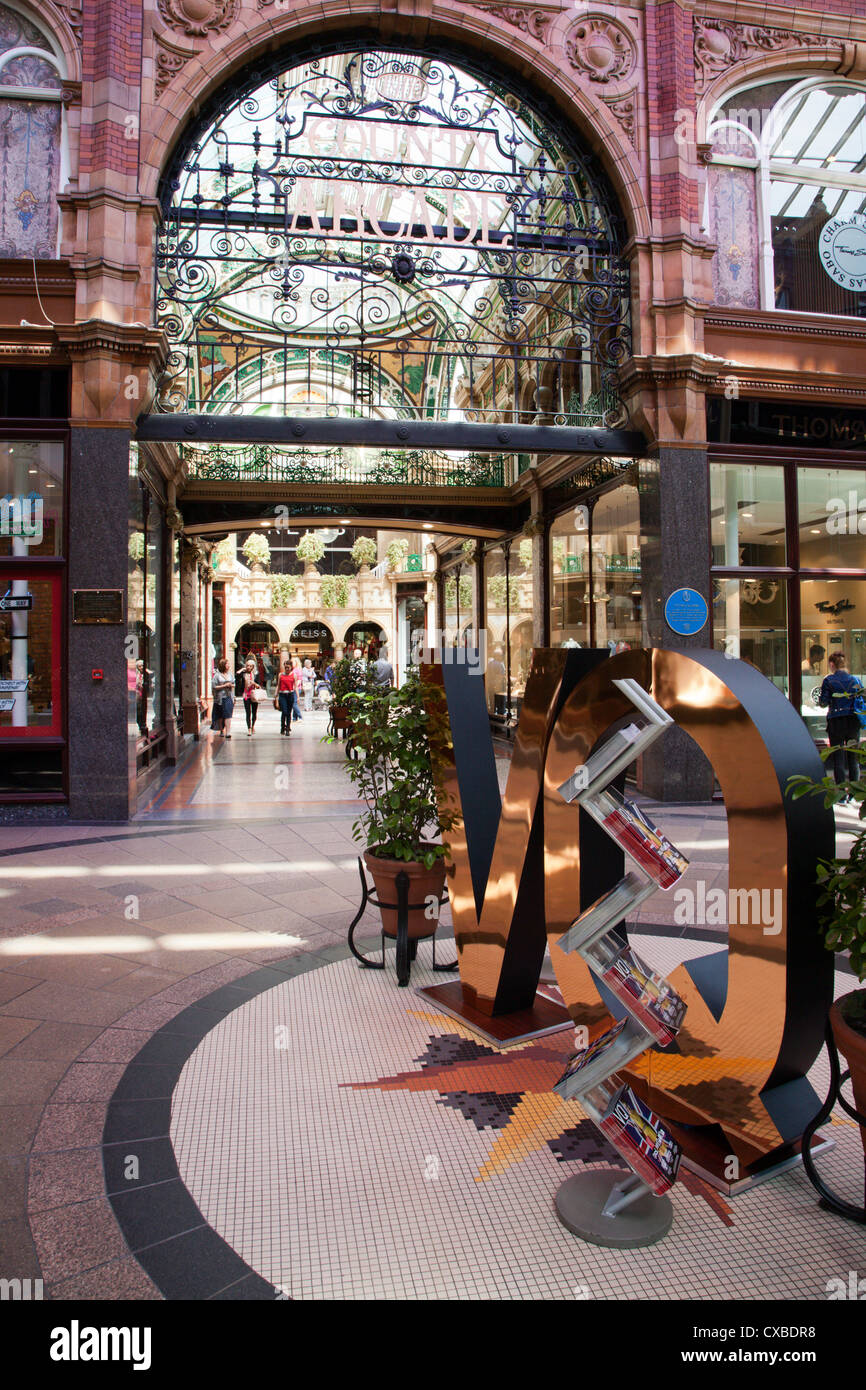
top-left (551, 679), bottom-right (689, 1248)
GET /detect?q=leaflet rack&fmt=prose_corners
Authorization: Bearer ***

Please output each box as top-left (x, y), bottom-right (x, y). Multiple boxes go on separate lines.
top-left (550, 678), bottom-right (690, 1248)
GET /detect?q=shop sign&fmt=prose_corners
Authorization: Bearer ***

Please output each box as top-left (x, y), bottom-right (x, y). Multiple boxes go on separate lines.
top-left (0, 679), bottom-right (28, 692)
top-left (0, 493), bottom-right (43, 545)
top-left (819, 212), bottom-right (866, 291)
top-left (0, 698), bottom-right (14, 712)
top-left (708, 397), bottom-right (866, 446)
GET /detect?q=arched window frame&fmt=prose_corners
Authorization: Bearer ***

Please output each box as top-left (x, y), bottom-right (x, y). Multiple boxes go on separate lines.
top-left (0, 2), bottom-right (70, 258)
top-left (706, 74), bottom-right (866, 314)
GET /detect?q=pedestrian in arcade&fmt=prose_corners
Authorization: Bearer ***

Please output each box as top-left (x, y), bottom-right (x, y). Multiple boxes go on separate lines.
top-left (277, 659), bottom-right (295, 736)
top-left (290, 655), bottom-right (303, 721)
top-left (211, 656), bottom-right (234, 738)
top-left (242, 657), bottom-right (263, 736)
top-left (301, 658), bottom-right (316, 712)
top-left (819, 650), bottom-right (864, 800)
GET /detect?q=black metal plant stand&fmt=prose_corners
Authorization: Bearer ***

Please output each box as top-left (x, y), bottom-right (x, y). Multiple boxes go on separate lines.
top-left (346, 856), bottom-right (458, 987)
top-left (801, 1019), bottom-right (866, 1223)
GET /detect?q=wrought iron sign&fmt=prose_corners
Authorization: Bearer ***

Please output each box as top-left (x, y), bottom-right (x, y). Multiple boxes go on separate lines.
top-left (156, 48), bottom-right (631, 430)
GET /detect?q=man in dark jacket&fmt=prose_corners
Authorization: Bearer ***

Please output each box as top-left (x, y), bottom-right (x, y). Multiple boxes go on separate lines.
top-left (818, 651), bottom-right (863, 797)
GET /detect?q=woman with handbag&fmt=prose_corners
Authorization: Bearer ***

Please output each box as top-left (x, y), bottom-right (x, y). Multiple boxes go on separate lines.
top-left (276, 660), bottom-right (295, 736)
top-left (242, 657), bottom-right (264, 736)
top-left (211, 657), bottom-right (234, 739)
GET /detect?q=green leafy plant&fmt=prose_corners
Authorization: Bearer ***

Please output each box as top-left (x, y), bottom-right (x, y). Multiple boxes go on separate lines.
top-left (461, 538), bottom-right (476, 560)
top-left (518, 538), bottom-right (533, 570)
top-left (350, 535), bottom-right (378, 568)
top-left (128, 531), bottom-right (145, 562)
top-left (241, 532), bottom-right (271, 568)
top-left (386, 538), bottom-right (409, 570)
top-left (270, 574), bottom-right (297, 607)
top-left (214, 537), bottom-right (235, 570)
top-left (296, 531), bottom-right (325, 565)
top-left (343, 668), bottom-right (457, 866)
top-left (444, 575), bottom-right (473, 608)
top-left (486, 574), bottom-right (520, 607)
top-left (320, 574), bottom-right (350, 608)
top-left (328, 654), bottom-right (374, 708)
top-left (789, 748), bottom-right (866, 1025)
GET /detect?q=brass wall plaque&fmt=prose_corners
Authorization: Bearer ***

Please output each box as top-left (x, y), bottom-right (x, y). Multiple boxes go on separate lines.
top-left (72, 590), bottom-right (124, 624)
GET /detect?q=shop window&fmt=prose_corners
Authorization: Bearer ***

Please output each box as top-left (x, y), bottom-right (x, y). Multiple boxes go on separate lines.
top-left (710, 463), bottom-right (787, 567)
top-left (590, 486), bottom-right (642, 651)
top-left (800, 578), bottom-right (866, 740)
top-left (798, 467), bottom-right (866, 570)
top-left (0, 439), bottom-right (63, 557)
top-left (128, 466), bottom-right (166, 744)
top-left (0, 572), bottom-right (61, 735)
top-left (709, 79), bottom-right (866, 316)
top-left (549, 509), bottom-right (590, 648)
top-left (712, 577), bottom-right (788, 694)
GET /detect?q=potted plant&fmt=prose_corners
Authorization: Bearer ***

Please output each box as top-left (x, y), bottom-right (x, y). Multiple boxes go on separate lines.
top-left (270, 574), bottom-right (297, 607)
top-left (789, 748), bottom-right (866, 1154)
top-left (351, 535), bottom-right (378, 571)
top-left (386, 537), bottom-right (409, 572)
top-left (296, 530), bottom-right (325, 571)
top-left (241, 532), bottom-right (271, 571)
top-left (328, 653), bottom-right (373, 735)
top-left (343, 668), bottom-right (457, 953)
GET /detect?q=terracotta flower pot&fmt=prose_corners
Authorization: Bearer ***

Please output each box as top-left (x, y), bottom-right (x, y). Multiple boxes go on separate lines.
top-left (364, 850), bottom-right (445, 940)
top-left (331, 705), bottom-right (352, 730)
top-left (830, 994), bottom-right (866, 1158)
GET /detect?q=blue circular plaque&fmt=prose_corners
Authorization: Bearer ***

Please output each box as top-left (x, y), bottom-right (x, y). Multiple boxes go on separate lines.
top-left (664, 587), bottom-right (708, 636)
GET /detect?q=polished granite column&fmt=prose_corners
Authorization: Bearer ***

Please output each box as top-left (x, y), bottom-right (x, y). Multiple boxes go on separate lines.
top-left (68, 427), bottom-right (133, 820)
top-left (638, 448), bottom-right (714, 801)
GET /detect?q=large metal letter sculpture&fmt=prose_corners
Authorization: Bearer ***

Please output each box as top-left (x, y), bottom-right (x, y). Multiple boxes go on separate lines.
top-left (428, 647), bottom-right (835, 1182)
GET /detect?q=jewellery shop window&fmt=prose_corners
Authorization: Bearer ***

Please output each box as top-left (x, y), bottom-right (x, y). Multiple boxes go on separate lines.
top-left (0, 440), bottom-right (65, 794)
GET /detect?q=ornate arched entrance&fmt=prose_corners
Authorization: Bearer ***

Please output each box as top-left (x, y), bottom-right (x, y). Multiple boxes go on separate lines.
top-left (141, 37), bottom-right (639, 520)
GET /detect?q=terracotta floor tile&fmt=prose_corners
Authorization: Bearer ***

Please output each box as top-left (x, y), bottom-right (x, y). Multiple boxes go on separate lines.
top-left (28, 1149), bottom-right (106, 1213)
top-left (0, 1015), bottom-right (41, 1057)
top-left (32, 1103), bottom-right (107, 1153)
top-left (48, 1256), bottom-right (161, 1301)
top-left (0, 971), bottom-right (43, 1005)
top-left (3, 1021), bottom-right (102, 1062)
top-left (30, 1197), bottom-right (128, 1282)
top-left (50, 1062), bottom-right (126, 1103)
top-left (0, 981), bottom-right (129, 1027)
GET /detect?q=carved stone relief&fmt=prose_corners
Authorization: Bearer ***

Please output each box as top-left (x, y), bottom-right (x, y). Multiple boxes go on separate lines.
top-left (157, 0), bottom-right (239, 39)
top-left (565, 15), bottom-right (637, 84)
top-left (694, 19), bottom-right (830, 92)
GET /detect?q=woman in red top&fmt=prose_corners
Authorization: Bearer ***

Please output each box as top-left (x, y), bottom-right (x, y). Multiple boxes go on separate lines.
top-left (277, 660), bottom-right (295, 736)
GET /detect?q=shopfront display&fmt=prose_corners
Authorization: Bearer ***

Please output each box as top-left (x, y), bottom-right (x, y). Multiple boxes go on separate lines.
top-left (0, 436), bottom-right (65, 797)
top-left (708, 438), bottom-right (866, 730)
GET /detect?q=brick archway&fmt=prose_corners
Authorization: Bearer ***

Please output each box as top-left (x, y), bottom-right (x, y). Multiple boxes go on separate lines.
top-left (139, 2), bottom-right (650, 246)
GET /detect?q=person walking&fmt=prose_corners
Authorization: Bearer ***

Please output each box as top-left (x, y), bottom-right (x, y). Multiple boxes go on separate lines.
top-left (301, 657), bottom-right (316, 712)
top-left (276, 659), bottom-right (295, 736)
top-left (290, 655), bottom-right (303, 721)
top-left (242, 657), bottom-right (263, 736)
top-left (819, 651), bottom-right (863, 800)
top-left (211, 656), bottom-right (234, 738)
top-left (371, 645), bottom-right (394, 689)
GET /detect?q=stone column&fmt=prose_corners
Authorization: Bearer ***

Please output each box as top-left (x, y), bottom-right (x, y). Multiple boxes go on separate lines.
top-left (68, 426), bottom-right (133, 820)
top-left (179, 540), bottom-right (200, 735)
top-left (638, 447), bottom-right (714, 801)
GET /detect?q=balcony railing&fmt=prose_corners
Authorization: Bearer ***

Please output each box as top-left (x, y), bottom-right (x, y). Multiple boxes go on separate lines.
top-left (181, 443), bottom-right (511, 489)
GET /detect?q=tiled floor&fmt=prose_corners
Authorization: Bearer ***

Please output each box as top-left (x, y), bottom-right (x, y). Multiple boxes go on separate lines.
top-left (0, 719), bottom-right (863, 1300)
top-left (169, 946), bottom-right (864, 1302)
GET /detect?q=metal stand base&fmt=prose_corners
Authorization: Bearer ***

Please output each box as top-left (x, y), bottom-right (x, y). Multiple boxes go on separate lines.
top-left (554, 1171), bottom-right (673, 1249)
